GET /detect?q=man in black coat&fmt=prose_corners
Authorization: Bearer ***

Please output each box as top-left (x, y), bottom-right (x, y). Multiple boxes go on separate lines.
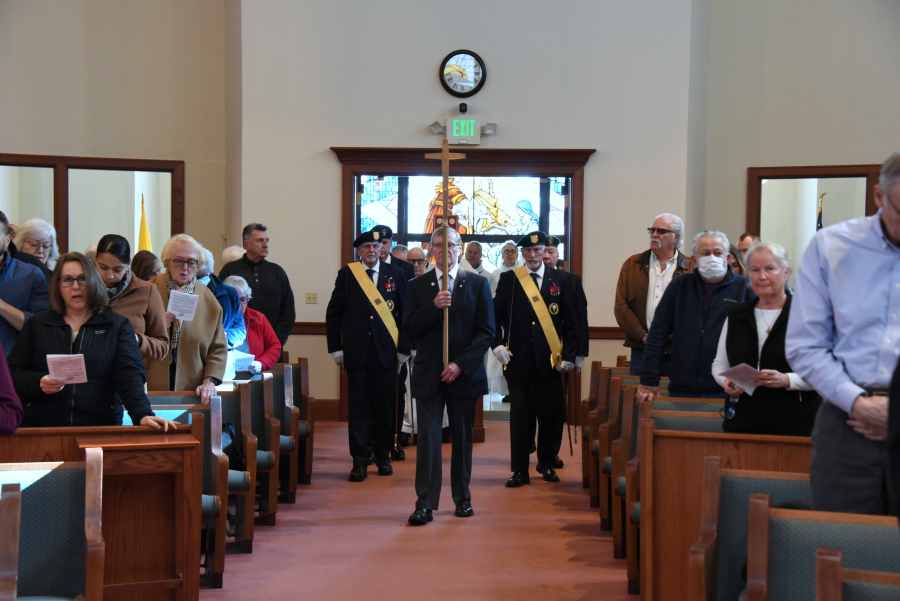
top-left (403, 227), bottom-right (494, 525)
top-left (325, 230), bottom-right (409, 482)
top-left (493, 231), bottom-right (578, 487)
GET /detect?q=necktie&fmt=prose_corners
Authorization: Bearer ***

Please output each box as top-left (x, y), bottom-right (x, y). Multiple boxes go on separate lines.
top-left (531, 272), bottom-right (539, 287)
top-left (366, 268), bottom-right (375, 284)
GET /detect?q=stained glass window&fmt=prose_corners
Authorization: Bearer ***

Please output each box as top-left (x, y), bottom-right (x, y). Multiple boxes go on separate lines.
top-left (357, 174), bottom-right (570, 272)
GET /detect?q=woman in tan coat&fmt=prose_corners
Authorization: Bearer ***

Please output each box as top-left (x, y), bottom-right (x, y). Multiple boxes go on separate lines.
top-left (148, 234), bottom-right (227, 403)
top-left (94, 235), bottom-right (169, 368)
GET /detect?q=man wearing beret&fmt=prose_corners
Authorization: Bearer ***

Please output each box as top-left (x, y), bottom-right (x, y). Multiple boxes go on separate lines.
top-left (326, 230), bottom-right (410, 481)
top-left (493, 231), bottom-right (579, 486)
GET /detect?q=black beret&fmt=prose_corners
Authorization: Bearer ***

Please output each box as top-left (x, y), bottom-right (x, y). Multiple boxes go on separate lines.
top-left (545, 235), bottom-right (561, 248)
top-left (370, 224), bottom-right (393, 240)
top-left (517, 231), bottom-right (548, 248)
top-left (353, 230), bottom-right (382, 247)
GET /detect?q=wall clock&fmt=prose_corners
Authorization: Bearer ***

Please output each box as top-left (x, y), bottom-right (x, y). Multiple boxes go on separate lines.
top-left (439, 50), bottom-right (486, 98)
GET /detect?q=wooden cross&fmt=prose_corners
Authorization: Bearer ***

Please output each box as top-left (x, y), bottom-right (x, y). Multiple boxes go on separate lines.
top-left (425, 139), bottom-right (465, 367)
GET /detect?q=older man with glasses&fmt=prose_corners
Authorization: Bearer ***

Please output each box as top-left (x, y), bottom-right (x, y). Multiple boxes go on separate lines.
top-left (614, 213), bottom-right (692, 376)
top-left (407, 247), bottom-right (428, 278)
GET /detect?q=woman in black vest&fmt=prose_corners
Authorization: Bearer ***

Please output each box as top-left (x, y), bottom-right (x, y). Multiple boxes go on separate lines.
top-left (711, 242), bottom-right (821, 435)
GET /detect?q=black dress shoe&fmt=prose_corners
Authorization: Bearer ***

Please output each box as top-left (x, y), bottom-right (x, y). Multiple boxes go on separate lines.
top-left (376, 458), bottom-right (393, 476)
top-left (349, 464), bottom-right (368, 482)
top-left (553, 455), bottom-right (565, 469)
top-left (505, 472), bottom-right (531, 487)
top-left (398, 434), bottom-right (409, 447)
top-left (537, 464), bottom-right (560, 482)
top-left (366, 453), bottom-right (375, 465)
top-left (408, 508), bottom-right (433, 525)
top-left (454, 502), bottom-right (474, 518)
top-left (391, 446), bottom-right (406, 461)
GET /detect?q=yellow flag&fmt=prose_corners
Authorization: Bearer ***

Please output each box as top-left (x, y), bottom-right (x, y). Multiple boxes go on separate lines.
top-left (138, 196), bottom-right (152, 252)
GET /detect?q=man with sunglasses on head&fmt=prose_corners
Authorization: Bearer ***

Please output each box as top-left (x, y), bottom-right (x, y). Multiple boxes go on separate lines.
top-left (614, 213), bottom-right (692, 376)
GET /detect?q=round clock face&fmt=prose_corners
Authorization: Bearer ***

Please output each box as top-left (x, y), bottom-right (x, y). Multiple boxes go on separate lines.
top-left (439, 50), bottom-right (486, 98)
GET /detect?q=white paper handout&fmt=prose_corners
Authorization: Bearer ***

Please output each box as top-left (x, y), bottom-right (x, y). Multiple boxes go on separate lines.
top-left (167, 290), bottom-right (199, 321)
top-left (231, 351), bottom-right (256, 373)
top-left (46, 354), bottom-right (88, 384)
top-left (719, 363), bottom-right (759, 396)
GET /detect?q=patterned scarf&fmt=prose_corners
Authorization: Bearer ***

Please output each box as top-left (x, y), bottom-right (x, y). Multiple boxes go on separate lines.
top-left (166, 274), bottom-right (196, 364)
top-left (106, 269), bottom-right (132, 302)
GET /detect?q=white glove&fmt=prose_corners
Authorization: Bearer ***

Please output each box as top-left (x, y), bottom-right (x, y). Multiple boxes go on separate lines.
top-left (493, 345), bottom-right (512, 366)
top-left (331, 351), bottom-right (344, 367)
top-left (410, 349), bottom-right (417, 360)
top-left (556, 360), bottom-right (575, 373)
top-left (249, 361), bottom-right (263, 374)
top-left (397, 354), bottom-right (409, 374)
top-left (575, 356), bottom-right (585, 374)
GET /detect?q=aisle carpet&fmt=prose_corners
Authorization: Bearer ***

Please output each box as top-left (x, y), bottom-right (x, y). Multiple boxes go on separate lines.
top-left (201, 421), bottom-right (631, 601)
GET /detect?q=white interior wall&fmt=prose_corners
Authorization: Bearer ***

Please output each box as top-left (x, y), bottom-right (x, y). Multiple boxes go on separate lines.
top-left (68, 169), bottom-right (134, 255)
top-left (0, 166), bottom-right (54, 227)
top-left (819, 177), bottom-right (867, 228)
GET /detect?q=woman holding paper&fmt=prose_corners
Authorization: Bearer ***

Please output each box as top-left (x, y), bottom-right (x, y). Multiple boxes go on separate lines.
top-left (223, 276), bottom-right (281, 373)
top-left (147, 235), bottom-right (227, 403)
top-left (711, 242), bottom-right (820, 436)
top-left (7, 252), bottom-right (176, 429)
top-left (94, 234), bottom-right (169, 367)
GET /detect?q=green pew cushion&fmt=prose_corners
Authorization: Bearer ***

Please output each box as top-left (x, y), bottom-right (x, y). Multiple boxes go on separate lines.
top-left (717, 476), bottom-right (810, 601)
top-left (602, 457), bottom-right (612, 475)
top-left (652, 400), bottom-right (722, 413)
top-left (18, 597), bottom-right (76, 600)
top-left (631, 502), bottom-right (640, 526)
top-left (615, 476), bottom-right (626, 498)
top-left (298, 421), bottom-right (310, 439)
top-left (201, 494), bottom-right (219, 520)
top-left (256, 450), bottom-right (275, 471)
top-left (843, 580), bottom-right (900, 601)
top-left (591, 440), bottom-right (599, 457)
top-left (228, 470), bottom-right (250, 492)
top-left (654, 415), bottom-right (723, 433)
top-left (279, 435), bottom-right (294, 453)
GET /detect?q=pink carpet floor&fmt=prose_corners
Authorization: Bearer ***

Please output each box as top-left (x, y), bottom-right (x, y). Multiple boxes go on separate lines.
top-left (200, 421), bottom-right (631, 601)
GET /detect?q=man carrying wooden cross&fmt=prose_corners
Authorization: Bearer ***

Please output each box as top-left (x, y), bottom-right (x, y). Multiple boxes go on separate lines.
top-left (325, 230), bottom-right (409, 482)
top-left (492, 231), bottom-right (579, 487)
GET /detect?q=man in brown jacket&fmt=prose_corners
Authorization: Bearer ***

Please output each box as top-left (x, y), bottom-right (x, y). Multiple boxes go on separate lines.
top-left (613, 213), bottom-right (691, 376)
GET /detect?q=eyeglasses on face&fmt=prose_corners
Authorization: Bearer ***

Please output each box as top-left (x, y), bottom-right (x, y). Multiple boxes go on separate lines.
top-left (238, 296), bottom-right (250, 303)
top-left (409, 258), bottom-right (426, 265)
top-left (431, 243), bottom-right (460, 251)
top-left (647, 228), bottom-right (674, 235)
top-left (24, 239), bottom-right (52, 252)
top-left (502, 249), bottom-right (517, 255)
top-left (172, 258), bottom-right (199, 268)
top-left (59, 275), bottom-right (87, 287)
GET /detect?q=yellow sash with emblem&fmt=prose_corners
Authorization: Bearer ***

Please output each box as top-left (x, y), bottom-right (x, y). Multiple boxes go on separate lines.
top-left (348, 262), bottom-right (399, 349)
top-left (514, 265), bottom-right (563, 368)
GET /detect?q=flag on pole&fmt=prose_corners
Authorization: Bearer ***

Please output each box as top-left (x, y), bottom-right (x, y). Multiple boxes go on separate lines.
top-left (138, 195), bottom-right (153, 252)
top-left (816, 192), bottom-right (825, 231)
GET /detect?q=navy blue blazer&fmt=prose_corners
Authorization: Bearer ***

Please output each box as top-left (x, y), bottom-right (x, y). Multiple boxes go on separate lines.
top-left (325, 260), bottom-right (409, 370)
top-left (403, 268), bottom-right (494, 400)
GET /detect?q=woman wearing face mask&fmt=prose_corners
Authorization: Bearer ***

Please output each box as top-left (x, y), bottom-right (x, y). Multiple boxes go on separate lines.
top-left (711, 242), bottom-right (820, 435)
top-left (94, 235), bottom-right (169, 367)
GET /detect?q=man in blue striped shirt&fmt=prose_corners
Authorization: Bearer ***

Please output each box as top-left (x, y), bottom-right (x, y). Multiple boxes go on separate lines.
top-left (786, 151), bottom-right (900, 515)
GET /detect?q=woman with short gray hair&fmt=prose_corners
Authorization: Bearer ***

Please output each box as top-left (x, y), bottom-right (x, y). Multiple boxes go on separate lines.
top-left (14, 218), bottom-right (59, 269)
top-left (224, 275), bottom-right (281, 373)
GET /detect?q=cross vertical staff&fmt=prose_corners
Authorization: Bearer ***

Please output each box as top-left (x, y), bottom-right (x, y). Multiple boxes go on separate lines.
top-left (424, 139), bottom-right (465, 367)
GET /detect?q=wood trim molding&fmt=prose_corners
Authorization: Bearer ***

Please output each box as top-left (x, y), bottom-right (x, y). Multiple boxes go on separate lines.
top-left (746, 164), bottom-right (881, 234)
top-left (0, 152), bottom-right (186, 253)
top-left (291, 321), bottom-right (624, 339)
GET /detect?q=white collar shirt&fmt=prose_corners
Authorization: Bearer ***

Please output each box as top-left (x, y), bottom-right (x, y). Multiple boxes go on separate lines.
top-left (361, 259), bottom-right (380, 285)
top-left (434, 263), bottom-right (460, 291)
top-left (526, 262), bottom-right (546, 290)
top-left (646, 252), bottom-right (677, 330)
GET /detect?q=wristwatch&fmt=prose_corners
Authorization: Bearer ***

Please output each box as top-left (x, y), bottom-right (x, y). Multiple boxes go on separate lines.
top-left (207, 377), bottom-right (223, 386)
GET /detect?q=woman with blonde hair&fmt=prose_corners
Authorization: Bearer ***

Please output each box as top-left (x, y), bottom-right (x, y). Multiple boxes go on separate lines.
top-left (14, 218), bottom-right (59, 270)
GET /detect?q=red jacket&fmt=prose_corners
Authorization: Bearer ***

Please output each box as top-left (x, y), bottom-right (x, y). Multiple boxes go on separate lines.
top-left (244, 307), bottom-right (282, 371)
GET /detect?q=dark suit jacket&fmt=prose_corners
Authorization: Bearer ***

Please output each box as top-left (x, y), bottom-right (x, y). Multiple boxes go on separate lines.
top-left (493, 266), bottom-right (579, 380)
top-left (386, 255), bottom-right (415, 282)
top-left (570, 273), bottom-right (590, 357)
top-left (403, 268), bottom-right (494, 400)
top-left (325, 260), bottom-right (409, 370)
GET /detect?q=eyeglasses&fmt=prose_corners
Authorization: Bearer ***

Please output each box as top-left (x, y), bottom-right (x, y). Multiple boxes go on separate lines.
top-left (502, 249), bottom-right (517, 255)
top-left (24, 239), bottom-right (52, 252)
top-left (409, 258), bottom-right (426, 265)
top-left (238, 296), bottom-right (250, 303)
top-left (647, 228), bottom-right (674, 235)
top-left (59, 275), bottom-right (87, 287)
top-left (431, 243), bottom-right (460, 251)
top-left (172, 259), bottom-right (199, 268)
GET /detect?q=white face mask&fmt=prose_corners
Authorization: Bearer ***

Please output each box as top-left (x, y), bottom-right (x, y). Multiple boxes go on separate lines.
top-left (697, 255), bottom-right (727, 281)
top-left (198, 275), bottom-right (211, 285)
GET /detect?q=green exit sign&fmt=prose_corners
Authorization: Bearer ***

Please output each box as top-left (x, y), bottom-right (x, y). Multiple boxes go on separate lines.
top-left (446, 118), bottom-right (481, 145)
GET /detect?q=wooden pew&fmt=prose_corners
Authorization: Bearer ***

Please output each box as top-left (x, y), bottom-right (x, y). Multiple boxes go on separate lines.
top-left (746, 494), bottom-right (900, 600)
top-left (0, 447), bottom-right (103, 601)
top-left (816, 548), bottom-right (900, 601)
top-left (218, 390), bottom-right (257, 553)
top-left (638, 409), bottom-right (812, 601)
top-left (241, 375), bottom-right (280, 525)
top-left (688, 457), bottom-right (811, 601)
top-left (269, 364), bottom-right (302, 503)
top-left (581, 361), bottom-right (601, 489)
top-left (617, 355), bottom-right (629, 367)
top-left (282, 359), bottom-right (316, 485)
top-left (0, 426), bottom-right (201, 601)
top-left (589, 368), bottom-right (629, 518)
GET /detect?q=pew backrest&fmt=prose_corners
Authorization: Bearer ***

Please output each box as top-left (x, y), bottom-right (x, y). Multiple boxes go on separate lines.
top-left (816, 548), bottom-right (900, 601)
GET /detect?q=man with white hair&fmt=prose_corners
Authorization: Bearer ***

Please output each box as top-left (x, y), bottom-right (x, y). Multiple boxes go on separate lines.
top-left (222, 245), bottom-right (244, 265)
top-left (198, 247), bottom-right (246, 350)
top-left (637, 230), bottom-right (754, 402)
top-left (462, 241), bottom-right (492, 277)
top-left (614, 213), bottom-right (692, 376)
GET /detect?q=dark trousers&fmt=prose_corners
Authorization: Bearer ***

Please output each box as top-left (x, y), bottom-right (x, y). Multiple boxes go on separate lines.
top-left (508, 373), bottom-right (564, 473)
top-left (630, 348), bottom-right (673, 378)
top-left (346, 347), bottom-right (395, 465)
top-left (810, 402), bottom-right (892, 515)
top-left (415, 388), bottom-right (477, 510)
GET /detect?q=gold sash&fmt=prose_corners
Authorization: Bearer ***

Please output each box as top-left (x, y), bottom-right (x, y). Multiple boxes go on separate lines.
top-left (514, 265), bottom-right (563, 368)
top-left (348, 262), bottom-right (399, 349)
